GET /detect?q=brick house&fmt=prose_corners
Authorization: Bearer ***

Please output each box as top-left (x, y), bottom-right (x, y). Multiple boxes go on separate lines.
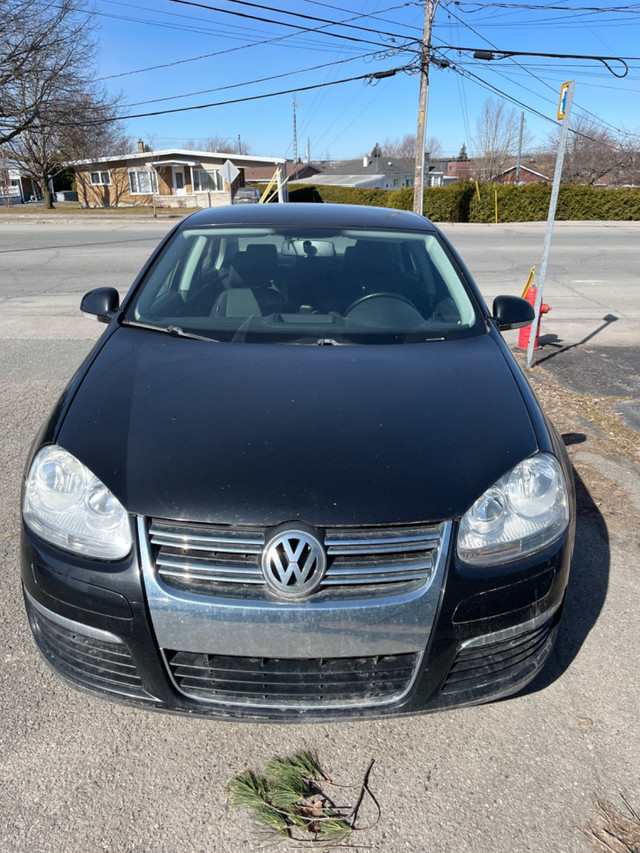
top-left (496, 164), bottom-right (551, 185)
top-left (69, 142), bottom-right (288, 208)
top-left (446, 160), bottom-right (473, 182)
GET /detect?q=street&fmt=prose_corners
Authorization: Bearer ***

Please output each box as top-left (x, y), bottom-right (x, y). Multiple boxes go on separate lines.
top-left (1, 217), bottom-right (639, 853)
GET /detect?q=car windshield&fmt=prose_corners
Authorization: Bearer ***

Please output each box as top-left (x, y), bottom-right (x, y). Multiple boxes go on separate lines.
top-left (123, 225), bottom-right (485, 344)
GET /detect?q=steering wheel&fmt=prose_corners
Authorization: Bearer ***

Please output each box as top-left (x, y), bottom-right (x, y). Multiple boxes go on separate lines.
top-left (344, 292), bottom-right (418, 315)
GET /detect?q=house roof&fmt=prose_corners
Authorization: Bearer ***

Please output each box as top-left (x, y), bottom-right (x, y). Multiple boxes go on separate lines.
top-left (67, 149), bottom-right (287, 167)
top-left (499, 164), bottom-right (551, 181)
top-left (318, 157), bottom-right (414, 177)
top-left (143, 159), bottom-right (199, 167)
top-left (293, 174), bottom-right (386, 188)
top-left (244, 163), bottom-right (319, 181)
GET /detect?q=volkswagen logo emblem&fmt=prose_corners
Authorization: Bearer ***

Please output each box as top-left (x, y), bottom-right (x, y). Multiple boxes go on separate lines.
top-left (261, 527), bottom-right (327, 599)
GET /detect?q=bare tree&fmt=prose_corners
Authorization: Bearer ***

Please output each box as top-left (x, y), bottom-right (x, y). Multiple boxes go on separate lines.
top-left (471, 99), bottom-right (528, 181)
top-left (1, 0), bottom-right (97, 145)
top-left (3, 83), bottom-right (125, 208)
top-left (539, 117), bottom-right (640, 186)
top-left (1, 0), bottom-right (126, 208)
top-left (380, 134), bottom-right (443, 160)
top-left (183, 135), bottom-right (251, 155)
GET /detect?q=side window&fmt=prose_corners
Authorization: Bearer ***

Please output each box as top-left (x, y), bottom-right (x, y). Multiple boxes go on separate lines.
top-left (134, 233), bottom-right (195, 315)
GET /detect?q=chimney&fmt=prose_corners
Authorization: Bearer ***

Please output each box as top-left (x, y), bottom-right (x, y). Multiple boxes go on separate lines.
top-left (137, 139), bottom-right (144, 153)
top-left (363, 155), bottom-right (369, 168)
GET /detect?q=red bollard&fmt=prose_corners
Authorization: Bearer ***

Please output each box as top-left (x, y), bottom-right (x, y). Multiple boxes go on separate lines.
top-left (517, 286), bottom-right (551, 350)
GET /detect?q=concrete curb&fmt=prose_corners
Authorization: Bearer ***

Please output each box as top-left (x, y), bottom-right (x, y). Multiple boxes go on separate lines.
top-left (0, 216), bottom-right (186, 225)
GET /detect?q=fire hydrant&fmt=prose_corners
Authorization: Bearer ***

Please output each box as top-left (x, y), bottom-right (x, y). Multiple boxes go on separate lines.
top-left (518, 286), bottom-right (551, 350)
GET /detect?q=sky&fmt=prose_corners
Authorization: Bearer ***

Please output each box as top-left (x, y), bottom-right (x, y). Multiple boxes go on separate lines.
top-left (92, 0), bottom-right (640, 161)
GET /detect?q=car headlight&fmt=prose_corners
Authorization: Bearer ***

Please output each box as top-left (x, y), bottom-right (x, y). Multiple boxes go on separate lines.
top-left (457, 453), bottom-right (570, 566)
top-left (23, 445), bottom-right (132, 560)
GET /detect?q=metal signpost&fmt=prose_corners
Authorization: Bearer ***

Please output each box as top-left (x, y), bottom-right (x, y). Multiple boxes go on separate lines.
top-left (220, 159), bottom-right (240, 205)
top-left (526, 80), bottom-right (575, 368)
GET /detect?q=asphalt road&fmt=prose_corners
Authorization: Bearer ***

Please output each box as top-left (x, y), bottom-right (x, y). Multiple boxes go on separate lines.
top-left (1, 218), bottom-right (639, 853)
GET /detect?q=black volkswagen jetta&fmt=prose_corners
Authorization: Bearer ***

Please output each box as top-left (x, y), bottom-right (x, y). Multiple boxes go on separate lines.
top-left (21, 203), bottom-right (575, 719)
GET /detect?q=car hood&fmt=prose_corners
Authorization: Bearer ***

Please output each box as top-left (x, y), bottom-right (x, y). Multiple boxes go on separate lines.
top-left (57, 326), bottom-right (538, 526)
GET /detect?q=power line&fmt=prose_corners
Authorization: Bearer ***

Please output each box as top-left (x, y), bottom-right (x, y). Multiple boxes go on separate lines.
top-left (97, 1), bottom-right (414, 80)
top-left (168, 0), bottom-right (419, 48)
top-left (448, 2), bottom-right (640, 13)
top-left (439, 2), bottom-right (636, 139)
top-left (299, 0), bottom-right (423, 34)
top-left (125, 52), bottom-right (379, 106)
top-left (219, 0), bottom-right (418, 42)
top-left (438, 44), bottom-right (631, 75)
top-left (444, 58), bottom-right (637, 148)
top-left (81, 64), bottom-right (416, 125)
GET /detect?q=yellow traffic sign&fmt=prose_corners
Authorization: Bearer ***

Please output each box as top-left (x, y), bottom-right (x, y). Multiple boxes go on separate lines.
top-left (557, 81), bottom-right (571, 120)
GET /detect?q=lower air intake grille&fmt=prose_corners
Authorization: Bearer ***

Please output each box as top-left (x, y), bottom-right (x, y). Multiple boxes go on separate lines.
top-left (441, 615), bottom-right (557, 698)
top-left (165, 651), bottom-right (419, 706)
top-left (30, 606), bottom-right (149, 699)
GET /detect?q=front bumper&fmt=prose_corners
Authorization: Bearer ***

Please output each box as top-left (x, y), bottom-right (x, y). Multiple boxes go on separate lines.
top-left (21, 514), bottom-right (572, 720)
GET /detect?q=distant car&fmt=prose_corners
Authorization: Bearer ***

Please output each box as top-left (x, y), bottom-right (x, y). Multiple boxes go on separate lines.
top-left (21, 203), bottom-right (575, 720)
top-left (232, 185), bottom-right (261, 204)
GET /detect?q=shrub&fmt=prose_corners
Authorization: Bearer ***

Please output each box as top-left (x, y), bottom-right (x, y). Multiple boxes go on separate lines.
top-left (557, 185), bottom-right (640, 221)
top-left (287, 181), bottom-right (640, 222)
top-left (469, 183), bottom-right (550, 223)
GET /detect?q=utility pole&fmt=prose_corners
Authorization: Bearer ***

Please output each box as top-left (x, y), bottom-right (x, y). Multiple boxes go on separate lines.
top-left (413, 0), bottom-right (438, 216)
top-left (292, 94), bottom-right (300, 163)
top-left (515, 111), bottom-right (524, 184)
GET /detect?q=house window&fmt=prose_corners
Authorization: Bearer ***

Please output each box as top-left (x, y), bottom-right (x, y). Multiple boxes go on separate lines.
top-left (90, 171), bottom-right (110, 185)
top-left (393, 178), bottom-right (400, 189)
top-left (192, 168), bottom-right (224, 192)
top-left (128, 169), bottom-right (158, 194)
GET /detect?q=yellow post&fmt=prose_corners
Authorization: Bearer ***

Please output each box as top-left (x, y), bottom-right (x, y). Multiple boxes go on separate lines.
top-left (475, 180), bottom-right (481, 201)
top-left (258, 168), bottom-right (280, 203)
top-left (494, 190), bottom-right (498, 224)
top-left (521, 266), bottom-right (535, 298)
top-left (261, 169), bottom-right (296, 205)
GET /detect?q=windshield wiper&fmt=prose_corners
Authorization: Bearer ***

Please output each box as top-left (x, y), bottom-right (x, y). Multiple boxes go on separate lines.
top-left (123, 321), bottom-right (220, 343)
top-left (166, 325), bottom-right (220, 342)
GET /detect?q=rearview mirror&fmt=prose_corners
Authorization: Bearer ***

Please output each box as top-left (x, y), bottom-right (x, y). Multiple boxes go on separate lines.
top-left (492, 295), bottom-right (534, 331)
top-left (81, 287), bottom-right (120, 324)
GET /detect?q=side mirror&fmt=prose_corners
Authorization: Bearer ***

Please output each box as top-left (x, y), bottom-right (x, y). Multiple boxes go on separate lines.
top-left (492, 295), bottom-right (534, 331)
top-left (81, 287), bottom-right (120, 324)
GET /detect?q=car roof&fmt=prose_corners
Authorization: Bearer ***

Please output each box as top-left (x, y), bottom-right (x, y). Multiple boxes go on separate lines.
top-left (181, 202), bottom-right (439, 232)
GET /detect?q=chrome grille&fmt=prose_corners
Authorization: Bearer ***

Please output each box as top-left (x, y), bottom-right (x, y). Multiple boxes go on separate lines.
top-left (148, 519), bottom-right (443, 596)
top-left (165, 650), bottom-right (419, 706)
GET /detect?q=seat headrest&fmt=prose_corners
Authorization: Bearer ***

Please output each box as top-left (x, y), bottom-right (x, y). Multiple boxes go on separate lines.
top-left (227, 247), bottom-right (276, 289)
top-left (343, 240), bottom-right (394, 276)
top-left (244, 243), bottom-right (278, 269)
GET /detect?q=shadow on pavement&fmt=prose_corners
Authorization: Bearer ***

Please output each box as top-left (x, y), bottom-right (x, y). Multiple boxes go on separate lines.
top-left (534, 314), bottom-right (619, 366)
top-left (518, 463), bottom-right (610, 697)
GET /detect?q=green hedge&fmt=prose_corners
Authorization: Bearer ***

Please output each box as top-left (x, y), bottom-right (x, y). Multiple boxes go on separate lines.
top-left (288, 184), bottom-right (388, 206)
top-left (288, 182), bottom-right (475, 221)
top-left (390, 183), bottom-right (477, 222)
top-left (288, 181), bottom-right (640, 222)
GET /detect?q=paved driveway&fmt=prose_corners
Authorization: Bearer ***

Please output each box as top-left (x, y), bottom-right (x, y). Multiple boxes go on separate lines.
top-left (1, 218), bottom-right (638, 852)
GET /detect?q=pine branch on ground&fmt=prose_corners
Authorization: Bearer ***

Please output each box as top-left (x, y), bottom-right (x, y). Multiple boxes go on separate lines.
top-left (227, 751), bottom-right (377, 849)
